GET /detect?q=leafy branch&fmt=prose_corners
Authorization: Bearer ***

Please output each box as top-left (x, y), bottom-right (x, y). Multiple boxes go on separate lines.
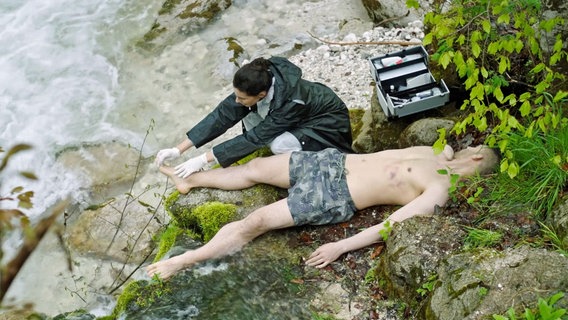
top-left (424, 0), bottom-right (568, 178)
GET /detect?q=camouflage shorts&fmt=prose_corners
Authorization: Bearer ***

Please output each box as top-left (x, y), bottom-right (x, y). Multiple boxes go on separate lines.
top-left (287, 148), bottom-right (356, 226)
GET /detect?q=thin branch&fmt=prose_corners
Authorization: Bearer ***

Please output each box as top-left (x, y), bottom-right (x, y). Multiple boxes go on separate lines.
top-left (1, 199), bottom-right (68, 302)
top-left (105, 122), bottom-right (154, 253)
top-left (307, 31), bottom-right (421, 47)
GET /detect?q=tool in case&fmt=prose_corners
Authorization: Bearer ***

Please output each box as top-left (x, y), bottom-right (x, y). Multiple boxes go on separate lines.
top-left (368, 46), bottom-right (450, 118)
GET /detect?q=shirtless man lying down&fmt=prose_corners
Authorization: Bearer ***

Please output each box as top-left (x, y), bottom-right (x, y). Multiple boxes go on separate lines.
top-left (146, 145), bottom-right (500, 279)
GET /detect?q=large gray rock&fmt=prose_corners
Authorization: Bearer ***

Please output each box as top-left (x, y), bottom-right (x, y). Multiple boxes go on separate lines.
top-left (170, 184), bottom-right (287, 221)
top-left (428, 246), bottom-right (568, 319)
top-left (56, 141), bottom-right (148, 204)
top-left (66, 195), bottom-right (163, 264)
top-left (399, 118), bottom-right (455, 148)
top-left (378, 215), bottom-right (467, 301)
top-left (352, 87), bottom-right (411, 153)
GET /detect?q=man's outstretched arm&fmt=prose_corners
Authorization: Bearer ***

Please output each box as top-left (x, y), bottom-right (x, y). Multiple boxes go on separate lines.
top-left (305, 185), bottom-right (449, 268)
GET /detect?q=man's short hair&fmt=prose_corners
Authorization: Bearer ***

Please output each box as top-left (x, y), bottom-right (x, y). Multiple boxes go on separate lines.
top-left (477, 146), bottom-right (501, 175)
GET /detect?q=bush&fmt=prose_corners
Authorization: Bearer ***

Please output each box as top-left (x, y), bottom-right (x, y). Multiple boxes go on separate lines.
top-left (424, 0), bottom-right (568, 178)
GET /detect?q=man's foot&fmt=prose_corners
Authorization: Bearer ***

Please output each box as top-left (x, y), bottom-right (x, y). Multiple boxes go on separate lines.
top-left (159, 166), bottom-right (192, 194)
top-left (146, 253), bottom-right (192, 279)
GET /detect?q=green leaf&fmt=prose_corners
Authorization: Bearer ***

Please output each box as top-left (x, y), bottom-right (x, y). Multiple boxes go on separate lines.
top-left (553, 38), bottom-right (563, 52)
top-left (505, 94), bottom-right (517, 106)
top-left (498, 56), bottom-right (509, 74)
top-left (405, 0), bottom-right (420, 9)
top-left (440, 52), bottom-right (453, 69)
top-left (514, 39), bottom-right (523, 53)
top-left (529, 38), bottom-right (540, 55)
top-left (482, 20), bottom-right (491, 34)
top-left (535, 81), bottom-right (548, 94)
top-left (494, 86), bottom-right (504, 102)
top-left (481, 67), bottom-right (489, 78)
top-left (423, 33), bottom-right (433, 45)
top-left (507, 115), bottom-right (520, 129)
top-left (531, 63), bottom-right (546, 73)
top-left (497, 13), bottom-right (510, 25)
top-left (552, 90), bottom-right (568, 102)
top-left (550, 52), bottom-right (562, 65)
top-left (471, 82), bottom-right (485, 100)
top-left (519, 100), bottom-right (531, 116)
top-left (499, 159), bottom-right (509, 172)
top-left (507, 161), bottom-right (519, 178)
top-left (503, 39), bottom-right (515, 53)
top-left (472, 42), bottom-right (481, 58)
top-left (19, 171), bottom-right (38, 180)
top-left (519, 92), bottom-right (531, 101)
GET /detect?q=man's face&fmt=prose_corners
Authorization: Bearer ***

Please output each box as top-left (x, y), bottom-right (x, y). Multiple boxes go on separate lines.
top-left (234, 88), bottom-right (266, 108)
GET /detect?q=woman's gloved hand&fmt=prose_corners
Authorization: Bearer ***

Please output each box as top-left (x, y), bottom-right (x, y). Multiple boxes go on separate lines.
top-left (174, 153), bottom-right (208, 178)
top-left (155, 147), bottom-right (181, 166)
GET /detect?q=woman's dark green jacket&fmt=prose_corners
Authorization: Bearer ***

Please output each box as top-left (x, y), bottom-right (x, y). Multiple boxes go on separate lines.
top-left (186, 56), bottom-right (353, 167)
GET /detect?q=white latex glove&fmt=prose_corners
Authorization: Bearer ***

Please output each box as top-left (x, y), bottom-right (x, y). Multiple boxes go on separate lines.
top-left (174, 153), bottom-right (208, 178)
top-left (155, 147), bottom-right (180, 166)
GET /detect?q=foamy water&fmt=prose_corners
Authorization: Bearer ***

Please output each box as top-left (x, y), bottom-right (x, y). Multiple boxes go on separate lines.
top-left (0, 0), bottom-right (163, 218)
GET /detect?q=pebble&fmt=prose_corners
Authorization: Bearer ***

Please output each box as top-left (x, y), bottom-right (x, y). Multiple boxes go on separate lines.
top-left (289, 21), bottom-right (425, 109)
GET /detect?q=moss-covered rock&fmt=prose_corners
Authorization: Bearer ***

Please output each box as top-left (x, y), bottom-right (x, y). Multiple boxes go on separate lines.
top-left (137, 0), bottom-right (232, 52)
top-left (178, 201), bottom-right (237, 242)
top-left (427, 246), bottom-right (568, 319)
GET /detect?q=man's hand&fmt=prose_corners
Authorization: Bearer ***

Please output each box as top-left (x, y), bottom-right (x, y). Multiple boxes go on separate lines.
top-left (305, 242), bottom-right (345, 268)
top-left (156, 147), bottom-right (180, 166)
top-left (174, 153), bottom-right (208, 178)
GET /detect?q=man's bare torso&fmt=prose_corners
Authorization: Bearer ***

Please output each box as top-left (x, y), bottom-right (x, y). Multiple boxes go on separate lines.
top-left (344, 146), bottom-right (453, 210)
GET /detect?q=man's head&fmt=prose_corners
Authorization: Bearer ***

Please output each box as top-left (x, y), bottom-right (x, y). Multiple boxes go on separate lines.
top-left (455, 145), bottom-right (501, 175)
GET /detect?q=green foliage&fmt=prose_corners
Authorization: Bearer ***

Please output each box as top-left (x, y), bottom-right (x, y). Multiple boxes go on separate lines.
top-left (463, 226), bottom-right (503, 249)
top-left (417, 274), bottom-right (439, 297)
top-left (176, 201), bottom-right (237, 242)
top-left (163, 190), bottom-right (180, 213)
top-left (438, 168), bottom-right (462, 201)
top-left (364, 262), bottom-right (380, 284)
top-left (153, 223), bottom-right (184, 262)
top-left (112, 278), bottom-right (172, 318)
top-left (193, 202), bottom-right (236, 242)
top-left (483, 126), bottom-right (568, 218)
top-left (493, 292), bottom-right (567, 320)
top-left (406, 0), bottom-right (420, 9)
top-left (539, 223), bottom-right (568, 257)
top-left (424, 0), bottom-right (568, 178)
top-left (479, 286), bottom-right (489, 297)
top-left (379, 220), bottom-right (392, 241)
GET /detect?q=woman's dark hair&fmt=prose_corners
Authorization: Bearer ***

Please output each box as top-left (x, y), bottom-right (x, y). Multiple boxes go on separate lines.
top-left (233, 57), bottom-right (273, 96)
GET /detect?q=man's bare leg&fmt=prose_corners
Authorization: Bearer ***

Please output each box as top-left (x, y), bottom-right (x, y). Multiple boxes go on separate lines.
top-left (159, 153), bottom-right (292, 194)
top-left (145, 198), bottom-right (295, 279)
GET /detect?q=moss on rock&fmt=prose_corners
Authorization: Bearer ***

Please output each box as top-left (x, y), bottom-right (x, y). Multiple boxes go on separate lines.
top-left (153, 223), bottom-right (184, 262)
top-left (191, 201), bottom-right (237, 242)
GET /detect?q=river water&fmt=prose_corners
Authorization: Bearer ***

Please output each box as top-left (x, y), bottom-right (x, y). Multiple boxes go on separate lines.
top-left (0, 0), bottom-right (369, 316)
